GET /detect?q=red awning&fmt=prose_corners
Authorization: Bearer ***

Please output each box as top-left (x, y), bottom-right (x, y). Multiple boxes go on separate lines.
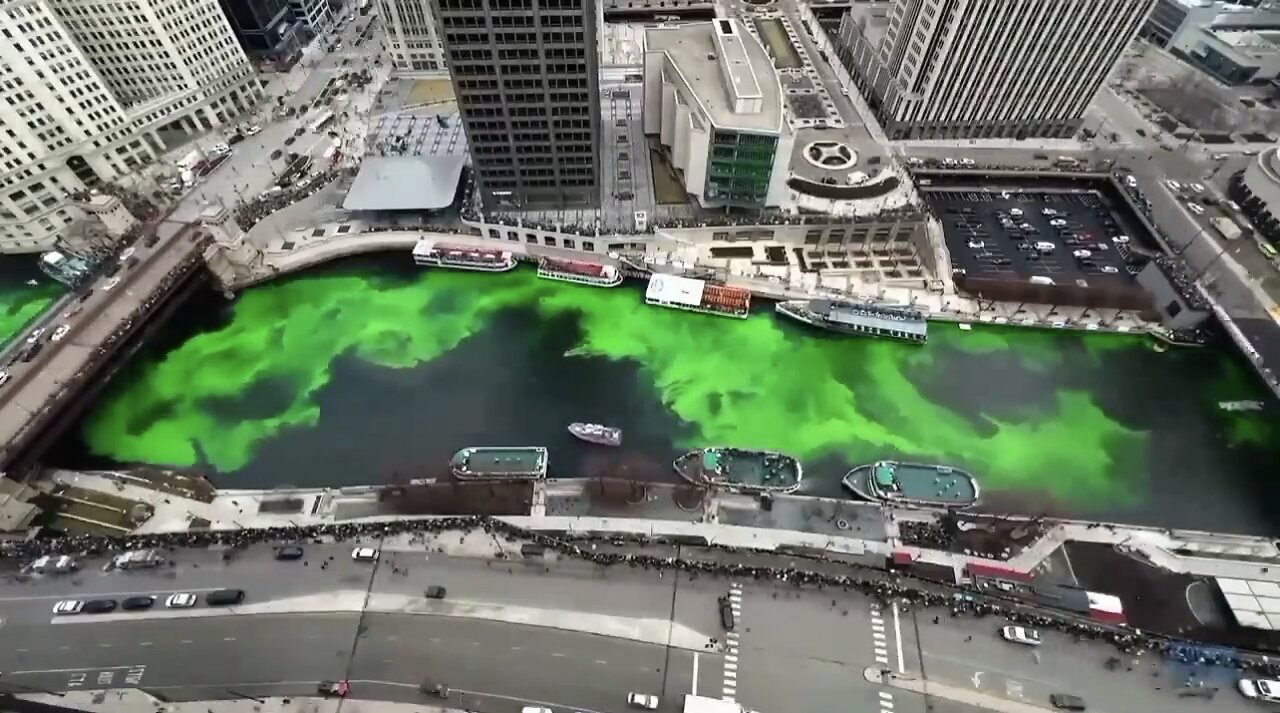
top-left (1087, 592), bottom-right (1127, 625)
top-left (892, 551), bottom-right (916, 565)
top-left (966, 561), bottom-right (1031, 582)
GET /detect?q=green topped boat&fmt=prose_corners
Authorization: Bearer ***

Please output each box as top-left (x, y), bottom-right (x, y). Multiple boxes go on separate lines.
top-left (842, 460), bottom-right (979, 508)
top-left (674, 447), bottom-right (803, 494)
top-left (450, 446), bottom-right (548, 481)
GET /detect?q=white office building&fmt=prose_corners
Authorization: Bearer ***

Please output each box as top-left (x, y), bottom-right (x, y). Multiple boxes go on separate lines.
top-left (289, 0), bottom-right (332, 30)
top-left (643, 19), bottom-right (793, 209)
top-left (0, 0), bottom-right (262, 253)
top-left (375, 0), bottom-right (446, 74)
top-left (836, 0), bottom-right (1157, 140)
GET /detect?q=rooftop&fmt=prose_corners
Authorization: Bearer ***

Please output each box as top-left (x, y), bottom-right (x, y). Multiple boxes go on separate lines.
top-left (344, 112), bottom-right (470, 212)
top-left (646, 20), bottom-right (783, 133)
top-left (1207, 28), bottom-right (1280, 54)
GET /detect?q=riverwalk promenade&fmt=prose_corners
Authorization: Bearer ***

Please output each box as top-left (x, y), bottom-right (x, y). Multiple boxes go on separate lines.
top-left (45, 469), bottom-right (1280, 590)
top-left (223, 223), bottom-right (1155, 338)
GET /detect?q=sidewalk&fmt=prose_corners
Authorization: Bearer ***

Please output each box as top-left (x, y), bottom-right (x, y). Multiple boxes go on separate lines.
top-left (869, 669), bottom-right (1082, 713)
top-left (18, 691), bottom-right (445, 713)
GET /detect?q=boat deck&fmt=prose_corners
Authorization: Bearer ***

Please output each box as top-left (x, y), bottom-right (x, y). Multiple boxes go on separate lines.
top-left (451, 448), bottom-right (546, 477)
top-left (711, 451), bottom-right (800, 490)
top-left (887, 462), bottom-right (976, 504)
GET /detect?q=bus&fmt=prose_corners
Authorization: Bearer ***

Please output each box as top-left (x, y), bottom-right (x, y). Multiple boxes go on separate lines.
top-left (308, 109), bottom-right (335, 134)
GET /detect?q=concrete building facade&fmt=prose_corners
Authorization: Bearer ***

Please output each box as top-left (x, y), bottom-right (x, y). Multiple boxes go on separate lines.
top-left (1145, 1), bottom-right (1280, 84)
top-left (643, 20), bottom-right (794, 209)
top-left (836, 0), bottom-right (1157, 140)
top-left (288, 0), bottom-right (332, 30)
top-left (434, 0), bottom-right (602, 210)
top-left (0, 0), bottom-right (262, 253)
top-left (375, 0), bottom-right (447, 74)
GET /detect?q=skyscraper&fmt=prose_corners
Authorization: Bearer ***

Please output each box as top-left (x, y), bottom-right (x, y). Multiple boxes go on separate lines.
top-left (836, 0), bottom-right (1157, 139)
top-left (376, 0), bottom-right (447, 73)
top-left (433, 0), bottom-right (601, 210)
top-left (218, 0), bottom-right (304, 66)
top-left (0, 0), bottom-right (260, 252)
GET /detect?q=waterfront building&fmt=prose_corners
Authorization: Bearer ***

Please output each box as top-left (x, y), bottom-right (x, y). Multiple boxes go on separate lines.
top-left (375, 0), bottom-right (447, 74)
top-left (432, 0), bottom-right (602, 211)
top-left (834, 0), bottom-right (1157, 139)
top-left (1237, 145), bottom-right (1280, 240)
top-left (643, 19), bottom-right (795, 210)
top-left (0, 0), bottom-right (263, 253)
top-left (1143, 0), bottom-right (1280, 84)
top-left (218, 0), bottom-right (306, 67)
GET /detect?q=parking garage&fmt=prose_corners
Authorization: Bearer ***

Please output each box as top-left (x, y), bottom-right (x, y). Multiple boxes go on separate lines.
top-left (925, 189), bottom-right (1153, 288)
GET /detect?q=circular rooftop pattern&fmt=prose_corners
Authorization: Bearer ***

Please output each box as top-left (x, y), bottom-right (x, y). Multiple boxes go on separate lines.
top-left (742, 0), bottom-right (775, 5)
top-left (803, 140), bottom-right (857, 171)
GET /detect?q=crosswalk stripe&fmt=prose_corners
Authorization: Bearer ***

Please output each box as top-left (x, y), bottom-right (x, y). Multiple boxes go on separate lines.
top-left (879, 692), bottom-right (894, 700)
top-left (873, 632), bottom-right (886, 641)
top-left (875, 656), bottom-right (889, 664)
top-left (725, 655), bottom-right (738, 663)
top-left (725, 663), bottom-right (737, 671)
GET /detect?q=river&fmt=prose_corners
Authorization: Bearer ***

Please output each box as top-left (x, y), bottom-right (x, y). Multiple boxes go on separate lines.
top-left (45, 256), bottom-right (1280, 535)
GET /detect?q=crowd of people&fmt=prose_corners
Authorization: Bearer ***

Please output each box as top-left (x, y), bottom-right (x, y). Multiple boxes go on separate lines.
top-left (1153, 255), bottom-right (1213, 310)
top-left (3, 514), bottom-right (1278, 677)
top-left (232, 166), bottom-right (353, 232)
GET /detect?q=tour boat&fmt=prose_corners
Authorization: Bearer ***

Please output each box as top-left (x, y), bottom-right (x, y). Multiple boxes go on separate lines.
top-left (412, 240), bottom-right (517, 272)
top-left (567, 422), bottom-right (622, 447)
top-left (673, 447), bottom-right (803, 494)
top-left (537, 258), bottom-right (624, 287)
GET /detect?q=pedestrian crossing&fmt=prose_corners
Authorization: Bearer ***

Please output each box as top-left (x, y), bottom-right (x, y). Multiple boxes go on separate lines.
top-left (723, 583), bottom-right (743, 702)
top-left (870, 603), bottom-right (894, 713)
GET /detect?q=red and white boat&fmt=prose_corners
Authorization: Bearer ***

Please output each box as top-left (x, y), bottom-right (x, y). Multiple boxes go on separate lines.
top-left (412, 240), bottom-right (516, 272)
top-left (537, 258), bottom-right (623, 287)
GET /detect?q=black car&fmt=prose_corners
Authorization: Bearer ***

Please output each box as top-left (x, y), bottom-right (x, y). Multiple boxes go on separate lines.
top-left (206, 589), bottom-right (245, 606)
top-left (275, 545), bottom-right (305, 560)
top-left (227, 133), bottom-right (245, 146)
top-left (270, 149), bottom-right (284, 160)
top-left (84, 599), bottom-right (118, 614)
top-left (718, 596), bottom-right (735, 630)
top-left (122, 596), bottom-right (155, 611)
top-left (425, 585), bottom-right (447, 599)
top-left (1049, 694), bottom-right (1086, 711)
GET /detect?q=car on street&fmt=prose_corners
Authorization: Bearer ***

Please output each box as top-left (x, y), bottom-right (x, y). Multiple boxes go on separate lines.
top-left (425, 585), bottom-right (447, 599)
top-left (317, 681), bottom-right (349, 698)
top-left (967, 240), bottom-right (984, 249)
top-left (421, 681), bottom-right (450, 697)
top-left (166, 592), bottom-right (197, 608)
top-left (0, 370), bottom-right (9, 388)
top-left (275, 545), bottom-right (305, 560)
top-left (1187, 202), bottom-right (1204, 215)
top-left (50, 325), bottom-right (70, 342)
top-left (1238, 678), bottom-right (1280, 701)
top-left (959, 157), bottom-right (976, 166)
top-left (28, 555), bottom-right (78, 574)
top-left (1072, 250), bottom-right (1091, 259)
top-left (1165, 180), bottom-right (1181, 191)
top-left (991, 257), bottom-right (1012, 266)
top-left (1111, 235), bottom-right (1130, 244)
top-left (352, 547), bottom-right (379, 562)
top-left (627, 693), bottom-right (659, 710)
top-left (1100, 266), bottom-right (1119, 274)
top-left (53, 599), bottom-right (84, 615)
top-left (104, 276), bottom-right (122, 291)
top-left (83, 599), bottom-right (118, 614)
top-left (122, 596), bottom-right (156, 611)
top-left (1000, 625), bottom-right (1042, 645)
top-left (718, 595), bottom-right (735, 630)
top-left (1189, 182), bottom-right (1205, 193)
top-left (245, 125), bottom-right (262, 136)
top-left (206, 589), bottom-right (246, 606)
top-left (26, 327), bottom-right (45, 344)
top-left (1049, 693), bottom-right (1086, 711)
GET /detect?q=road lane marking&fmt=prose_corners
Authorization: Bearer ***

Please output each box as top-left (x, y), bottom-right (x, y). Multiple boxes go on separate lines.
top-left (15, 648), bottom-right (27, 652)
top-left (551, 653), bottom-right (566, 657)
top-left (692, 652), bottom-right (699, 696)
top-left (879, 693), bottom-right (893, 700)
top-left (223, 637), bottom-right (236, 642)
top-left (891, 601), bottom-right (905, 673)
top-left (97, 644), bottom-right (111, 648)
top-left (139, 642), bottom-right (152, 647)
top-left (725, 655), bottom-right (737, 663)
top-left (180, 640), bottom-right (192, 644)
top-left (595, 659), bottom-right (607, 665)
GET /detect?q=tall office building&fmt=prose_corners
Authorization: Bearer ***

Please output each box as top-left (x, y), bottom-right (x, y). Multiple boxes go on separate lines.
top-left (376, 0), bottom-right (446, 73)
top-left (0, 0), bottom-right (261, 252)
top-left (218, 0), bottom-right (305, 66)
top-left (288, 0), bottom-right (332, 30)
top-left (433, 0), bottom-right (601, 210)
top-left (837, 0), bottom-right (1157, 140)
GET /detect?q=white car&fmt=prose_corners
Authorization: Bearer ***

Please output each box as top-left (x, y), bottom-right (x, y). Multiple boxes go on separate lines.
top-left (959, 157), bottom-right (976, 166)
top-left (0, 370), bottom-right (9, 388)
top-left (1189, 182), bottom-right (1205, 193)
top-left (967, 240), bottom-right (985, 249)
top-left (26, 328), bottom-right (45, 344)
top-left (521, 708), bottom-right (552, 713)
top-left (166, 592), bottom-right (197, 608)
top-left (50, 325), bottom-right (70, 342)
top-left (104, 276), bottom-right (122, 291)
top-left (119, 247), bottom-right (136, 262)
top-left (1239, 678), bottom-right (1280, 701)
top-left (351, 547), bottom-right (379, 562)
top-left (53, 599), bottom-right (84, 615)
top-left (1187, 203), bottom-right (1204, 215)
top-left (1165, 179), bottom-right (1181, 191)
top-left (1000, 625), bottom-right (1042, 646)
top-left (1072, 250), bottom-right (1092, 258)
top-left (244, 125), bottom-right (262, 136)
top-left (1111, 235), bottom-right (1130, 244)
top-left (627, 693), bottom-right (659, 710)
top-left (1100, 266), bottom-right (1119, 274)
top-left (1049, 219), bottom-right (1067, 227)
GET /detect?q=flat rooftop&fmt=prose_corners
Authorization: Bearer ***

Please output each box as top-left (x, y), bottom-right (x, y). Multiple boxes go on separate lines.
top-left (646, 21), bottom-right (783, 133)
top-left (344, 112), bottom-right (470, 212)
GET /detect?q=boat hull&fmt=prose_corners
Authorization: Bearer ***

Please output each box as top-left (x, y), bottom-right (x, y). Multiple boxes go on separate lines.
top-left (673, 448), bottom-right (803, 494)
top-left (567, 423), bottom-right (622, 447)
top-left (415, 257), bottom-right (518, 272)
top-left (842, 460), bottom-right (979, 508)
top-left (449, 446), bottom-right (548, 480)
top-left (776, 301), bottom-right (926, 344)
